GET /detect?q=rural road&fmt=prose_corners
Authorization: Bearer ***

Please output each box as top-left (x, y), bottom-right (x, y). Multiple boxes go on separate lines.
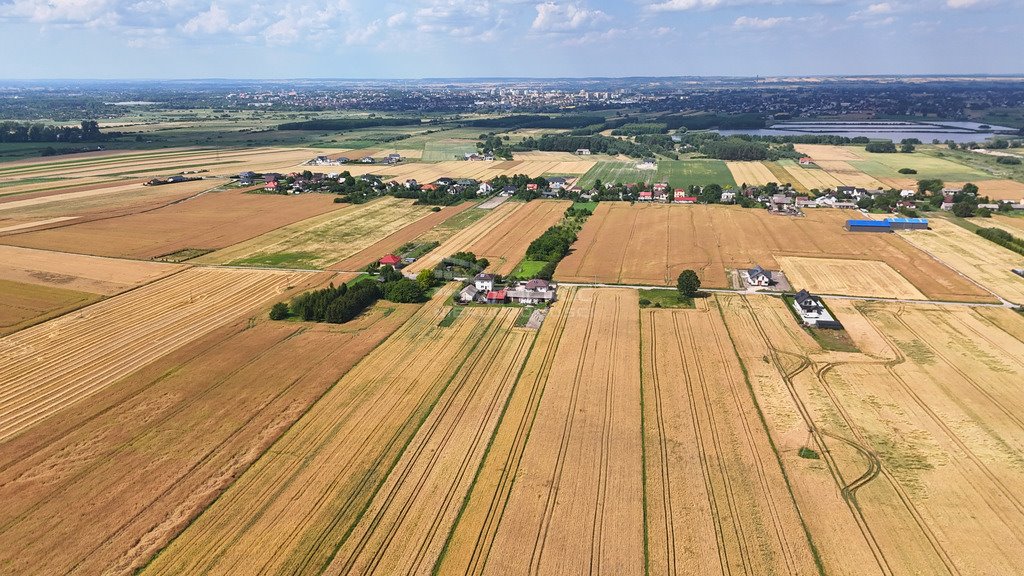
top-left (558, 282), bottom-right (1016, 309)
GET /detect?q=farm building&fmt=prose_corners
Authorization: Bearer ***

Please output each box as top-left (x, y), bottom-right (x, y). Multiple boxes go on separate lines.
top-left (884, 217), bottom-right (929, 230)
top-left (846, 220), bottom-right (892, 233)
top-left (458, 285), bottom-right (479, 303)
top-left (486, 289), bottom-right (507, 304)
top-left (576, 148), bottom-right (592, 155)
top-left (793, 290), bottom-right (842, 329)
top-left (744, 265), bottom-right (774, 287)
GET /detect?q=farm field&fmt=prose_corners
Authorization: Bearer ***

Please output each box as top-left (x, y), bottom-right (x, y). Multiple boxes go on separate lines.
top-left (656, 159), bottom-right (736, 188)
top-left (778, 159), bottom-right (846, 190)
top-left (641, 301), bottom-right (820, 575)
top-left (322, 308), bottom-right (534, 576)
top-left (0, 278), bottom-right (99, 336)
top-left (421, 138), bottom-right (479, 161)
top-left (3, 188), bottom-right (344, 260)
top-left (718, 294), bottom-right (1024, 575)
top-left (777, 256), bottom-right (927, 300)
top-left (894, 219), bottom-right (1024, 304)
top-left (852, 148), bottom-right (992, 182)
top-left (974, 179), bottom-right (1024, 201)
top-left (326, 201), bottom-right (475, 271)
top-left (577, 160), bottom-right (656, 188)
top-left (0, 297), bottom-right (415, 576)
top-left (0, 244), bottom-right (183, 294)
top-left (814, 160), bottom-right (887, 189)
top-left (462, 288), bottom-right (644, 575)
top-left (406, 200), bottom-right (570, 275)
top-left (726, 161), bottom-right (779, 186)
top-left (0, 267), bottom-right (311, 443)
top-left (142, 287), bottom-right (529, 575)
top-left (555, 203), bottom-right (993, 303)
top-left (198, 196), bottom-right (433, 269)
top-left (794, 144), bottom-right (863, 161)
top-left (992, 214), bottom-right (1024, 235)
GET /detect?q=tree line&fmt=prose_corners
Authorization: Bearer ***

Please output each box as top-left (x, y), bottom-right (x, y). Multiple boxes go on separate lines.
top-left (0, 120), bottom-right (107, 143)
top-left (277, 117), bottom-right (423, 131)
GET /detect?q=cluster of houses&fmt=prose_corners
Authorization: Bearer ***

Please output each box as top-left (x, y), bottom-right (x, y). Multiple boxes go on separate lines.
top-left (464, 152), bottom-right (496, 161)
top-left (458, 274), bottom-right (559, 306)
top-left (143, 174), bottom-right (202, 186)
top-left (307, 153), bottom-right (402, 166)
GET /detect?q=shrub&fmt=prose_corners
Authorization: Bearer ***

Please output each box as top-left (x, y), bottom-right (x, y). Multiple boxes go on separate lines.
top-left (798, 447), bottom-right (820, 460)
top-left (639, 298), bottom-right (651, 307)
top-left (269, 302), bottom-right (289, 320)
top-left (997, 156), bottom-right (1022, 165)
top-left (898, 168), bottom-right (918, 174)
top-left (866, 141), bottom-right (898, 153)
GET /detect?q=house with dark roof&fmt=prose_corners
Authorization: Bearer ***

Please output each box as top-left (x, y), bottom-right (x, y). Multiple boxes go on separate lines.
top-left (507, 280), bottom-right (558, 305)
top-left (792, 290), bottom-right (842, 329)
top-left (474, 273), bottom-right (495, 292)
top-left (744, 265), bottom-right (774, 287)
top-left (458, 284), bottom-right (479, 303)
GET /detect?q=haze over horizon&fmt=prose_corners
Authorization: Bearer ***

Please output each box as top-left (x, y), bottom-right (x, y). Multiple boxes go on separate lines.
top-left (1, 0), bottom-right (1020, 79)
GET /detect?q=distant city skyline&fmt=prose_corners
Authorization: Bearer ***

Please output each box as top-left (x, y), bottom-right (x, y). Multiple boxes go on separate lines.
top-left (0, 0), bottom-right (1020, 79)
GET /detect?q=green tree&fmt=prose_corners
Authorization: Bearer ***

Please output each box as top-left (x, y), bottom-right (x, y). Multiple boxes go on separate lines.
top-left (384, 278), bottom-right (426, 303)
top-left (677, 269), bottom-right (701, 299)
top-left (962, 182), bottom-right (979, 196)
top-left (269, 302), bottom-right (289, 320)
top-left (951, 201), bottom-right (977, 218)
top-left (416, 269), bottom-right (436, 291)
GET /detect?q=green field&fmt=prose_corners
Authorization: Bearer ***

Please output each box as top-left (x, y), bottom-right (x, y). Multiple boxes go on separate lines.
top-left (421, 139), bottom-right (479, 162)
top-left (511, 260), bottom-right (548, 278)
top-left (849, 147), bottom-right (992, 181)
top-left (577, 161), bottom-right (657, 188)
top-left (655, 159), bottom-right (736, 188)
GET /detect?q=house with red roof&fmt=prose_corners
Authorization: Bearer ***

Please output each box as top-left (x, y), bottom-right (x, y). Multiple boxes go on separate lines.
top-left (486, 289), bottom-right (507, 304)
top-left (675, 195), bottom-right (697, 204)
top-left (799, 157), bottom-right (814, 165)
top-left (379, 254), bottom-right (402, 267)
top-left (638, 190), bottom-right (653, 202)
top-left (526, 183), bottom-right (539, 192)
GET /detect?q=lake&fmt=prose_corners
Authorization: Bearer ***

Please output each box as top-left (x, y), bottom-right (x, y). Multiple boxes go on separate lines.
top-left (718, 120), bottom-right (1017, 144)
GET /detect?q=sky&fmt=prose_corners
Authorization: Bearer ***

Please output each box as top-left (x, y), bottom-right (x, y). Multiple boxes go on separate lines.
top-left (0, 0), bottom-right (1020, 79)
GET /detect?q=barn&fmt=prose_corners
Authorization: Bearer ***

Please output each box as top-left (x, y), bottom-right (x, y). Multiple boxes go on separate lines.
top-left (884, 217), bottom-right (929, 230)
top-left (845, 220), bottom-right (892, 233)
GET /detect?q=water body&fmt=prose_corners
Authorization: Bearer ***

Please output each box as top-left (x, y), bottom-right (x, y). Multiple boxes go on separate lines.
top-left (719, 120), bottom-right (1017, 144)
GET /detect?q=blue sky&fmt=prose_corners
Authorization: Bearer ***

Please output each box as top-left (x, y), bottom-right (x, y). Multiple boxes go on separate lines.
top-left (0, 0), bottom-right (1019, 78)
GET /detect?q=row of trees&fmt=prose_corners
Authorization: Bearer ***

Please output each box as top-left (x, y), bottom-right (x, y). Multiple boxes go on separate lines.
top-left (272, 266), bottom-right (437, 324)
top-left (0, 120), bottom-right (105, 143)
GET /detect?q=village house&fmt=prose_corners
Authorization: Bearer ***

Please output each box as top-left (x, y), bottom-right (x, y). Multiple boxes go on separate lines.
top-left (474, 273), bottom-right (495, 292)
top-left (638, 190), bottom-right (654, 202)
top-left (744, 265), bottom-right (774, 287)
top-left (360, 156), bottom-right (375, 164)
top-left (720, 191), bottom-right (736, 203)
top-left (526, 183), bottom-right (539, 192)
top-left (436, 177), bottom-right (456, 187)
top-left (500, 185), bottom-right (517, 196)
top-left (378, 254), bottom-right (402, 268)
top-left (547, 177), bottom-right (568, 191)
top-left (386, 153), bottom-right (402, 164)
top-left (464, 153), bottom-right (484, 161)
top-left (799, 157), bottom-right (814, 166)
top-left (900, 189), bottom-right (917, 198)
top-left (792, 290), bottom-right (842, 329)
top-left (637, 157), bottom-right (657, 170)
top-left (576, 148), bottom-right (592, 155)
top-left (477, 182), bottom-right (494, 195)
top-left (940, 194), bottom-right (956, 211)
top-left (404, 179), bottom-right (418, 189)
top-left (486, 289), bottom-right (507, 304)
top-left (506, 279), bottom-right (558, 305)
top-left (263, 181), bottom-right (278, 192)
top-left (675, 194), bottom-right (697, 204)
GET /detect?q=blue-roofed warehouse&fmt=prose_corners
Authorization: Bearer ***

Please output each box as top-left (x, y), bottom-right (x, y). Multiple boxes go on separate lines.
top-left (845, 219), bottom-right (892, 233)
top-left (884, 217), bottom-right (929, 230)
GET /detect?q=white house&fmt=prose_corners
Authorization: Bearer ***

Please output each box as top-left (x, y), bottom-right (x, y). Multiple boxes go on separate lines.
top-left (900, 189), bottom-right (917, 198)
top-left (458, 285), bottom-right (479, 303)
top-left (506, 279), bottom-right (558, 305)
top-left (477, 182), bottom-right (494, 196)
top-left (793, 290), bottom-right (842, 328)
top-left (474, 273), bottom-right (495, 292)
top-left (576, 148), bottom-right (592, 155)
top-left (721, 191), bottom-right (736, 203)
top-left (636, 158), bottom-right (657, 170)
top-left (744, 265), bottom-right (774, 287)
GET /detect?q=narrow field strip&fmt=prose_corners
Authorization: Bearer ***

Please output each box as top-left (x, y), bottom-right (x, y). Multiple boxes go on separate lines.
top-left (405, 202), bottom-right (523, 274)
top-left (0, 268), bottom-right (309, 443)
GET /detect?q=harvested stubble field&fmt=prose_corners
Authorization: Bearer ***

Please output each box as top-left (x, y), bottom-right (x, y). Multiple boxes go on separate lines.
top-left (555, 203), bottom-right (993, 303)
top-left (0, 296), bottom-right (416, 576)
top-left (974, 179), bottom-right (1024, 201)
top-left (777, 256), bottom-right (927, 299)
top-left (894, 219), bottom-right (1024, 304)
top-left (778, 160), bottom-right (846, 190)
top-left (717, 294), bottom-right (1024, 575)
top-left (321, 308), bottom-right (534, 576)
top-left (794, 144), bottom-right (863, 161)
top-left (992, 214), bottom-right (1024, 235)
top-left (198, 196), bottom-right (434, 269)
top-left (641, 301), bottom-right (820, 576)
top-left (2, 188), bottom-right (343, 260)
top-left (326, 201), bottom-right (475, 271)
top-left (142, 287), bottom-right (529, 575)
top-left (462, 200), bottom-right (571, 275)
top-left (726, 161), bottom-right (779, 186)
top-left (0, 179), bottom-right (218, 231)
top-left (0, 267), bottom-right (311, 443)
top-left (0, 278), bottom-right (99, 336)
top-left (814, 161), bottom-right (887, 190)
top-left (406, 200), bottom-right (571, 275)
top-left (0, 244), bottom-right (182, 294)
top-left (0, 147), bottom-right (322, 181)
top-left (472, 288), bottom-right (645, 575)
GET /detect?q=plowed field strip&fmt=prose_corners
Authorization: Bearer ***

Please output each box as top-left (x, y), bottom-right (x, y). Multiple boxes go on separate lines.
top-left (406, 203), bottom-right (522, 274)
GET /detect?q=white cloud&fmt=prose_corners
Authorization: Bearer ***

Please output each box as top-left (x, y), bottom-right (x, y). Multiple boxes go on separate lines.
top-left (387, 11), bottom-right (408, 27)
top-left (531, 2), bottom-right (608, 32)
top-left (947, 0), bottom-right (983, 7)
top-left (182, 4), bottom-right (229, 35)
top-left (733, 15), bottom-right (791, 29)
